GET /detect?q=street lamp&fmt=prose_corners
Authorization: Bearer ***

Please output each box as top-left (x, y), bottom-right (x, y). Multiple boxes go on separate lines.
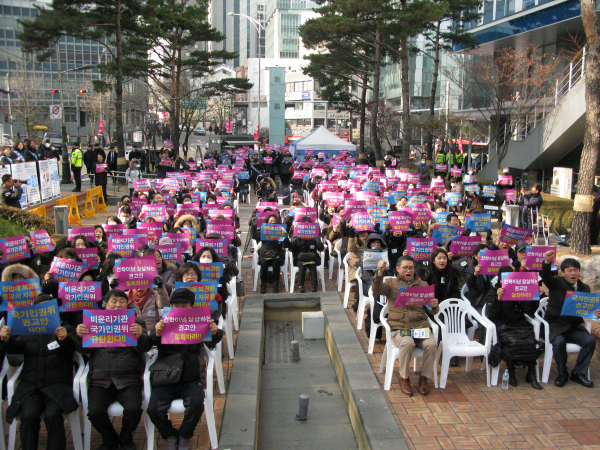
top-left (55, 39), bottom-right (95, 183)
top-left (228, 12), bottom-right (264, 139)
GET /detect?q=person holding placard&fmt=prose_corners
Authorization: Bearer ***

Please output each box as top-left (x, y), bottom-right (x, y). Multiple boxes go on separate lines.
top-left (541, 251), bottom-right (597, 388)
top-left (76, 289), bottom-right (151, 450)
top-left (464, 244), bottom-right (495, 310)
top-left (290, 216), bottom-right (324, 293)
top-left (424, 248), bottom-right (462, 302)
top-left (147, 289), bottom-right (221, 450)
top-left (256, 214), bottom-right (288, 294)
top-left (489, 266), bottom-right (542, 390)
top-left (372, 256), bottom-right (438, 396)
top-left (0, 295), bottom-right (79, 450)
top-left (95, 153), bottom-right (111, 203)
top-left (144, 248), bottom-right (177, 295)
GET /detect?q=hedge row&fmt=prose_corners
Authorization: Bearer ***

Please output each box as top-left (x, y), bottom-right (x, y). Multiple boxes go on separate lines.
top-left (539, 194), bottom-right (600, 237)
top-left (0, 205), bottom-right (56, 236)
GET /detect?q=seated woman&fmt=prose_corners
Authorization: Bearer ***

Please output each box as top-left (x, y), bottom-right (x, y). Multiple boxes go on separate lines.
top-left (147, 289), bottom-right (221, 450)
top-left (489, 266), bottom-right (542, 390)
top-left (144, 248), bottom-right (177, 295)
top-left (77, 290), bottom-right (151, 450)
top-left (254, 213), bottom-right (288, 294)
top-left (0, 295), bottom-right (79, 450)
top-left (175, 261), bottom-right (224, 320)
top-left (289, 216), bottom-right (324, 293)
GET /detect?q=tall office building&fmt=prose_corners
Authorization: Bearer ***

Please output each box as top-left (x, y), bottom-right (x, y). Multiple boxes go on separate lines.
top-left (209, 0), bottom-right (242, 69)
top-left (263, 0), bottom-right (319, 59)
top-left (456, 0), bottom-right (587, 185)
top-left (0, 0), bottom-right (147, 140)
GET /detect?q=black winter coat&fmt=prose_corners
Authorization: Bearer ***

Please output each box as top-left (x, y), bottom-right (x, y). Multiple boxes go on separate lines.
top-left (541, 262), bottom-right (590, 341)
top-left (80, 317), bottom-right (152, 389)
top-left (425, 266), bottom-right (462, 302)
top-left (1, 325), bottom-right (79, 423)
top-left (465, 265), bottom-right (493, 308)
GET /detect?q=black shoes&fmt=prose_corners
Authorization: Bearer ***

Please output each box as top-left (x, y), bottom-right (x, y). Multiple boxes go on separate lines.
top-left (570, 372), bottom-right (594, 388)
top-left (508, 370), bottom-right (518, 387)
top-left (299, 286), bottom-right (305, 293)
top-left (554, 373), bottom-right (569, 387)
top-left (531, 377), bottom-right (543, 390)
top-left (273, 284), bottom-right (279, 293)
top-left (311, 285), bottom-right (317, 292)
top-left (260, 284), bottom-right (266, 294)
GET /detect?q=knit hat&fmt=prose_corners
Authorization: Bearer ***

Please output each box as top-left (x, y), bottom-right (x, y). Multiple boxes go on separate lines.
top-left (170, 288), bottom-right (195, 305)
top-left (220, 200), bottom-right (234, 209)
top-left (158, 236), bottom-right (173, 245)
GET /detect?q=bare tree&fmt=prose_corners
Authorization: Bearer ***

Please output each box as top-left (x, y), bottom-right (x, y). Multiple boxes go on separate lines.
top-left (10, 61), bottom-right (49, 139)
top-left (445, 45), bottom-right (561, 170)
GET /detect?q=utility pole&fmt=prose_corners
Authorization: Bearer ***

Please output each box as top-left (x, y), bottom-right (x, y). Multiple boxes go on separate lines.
top-left (5, 75), bottom-right (13, 139)
top-left (57, 42), bottom-right (71, 184)
top-left (76, 94), bottom-right (81, 145)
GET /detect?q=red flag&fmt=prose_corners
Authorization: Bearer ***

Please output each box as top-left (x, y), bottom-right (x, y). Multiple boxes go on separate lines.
top-left (458, 136), bottom-right (464, 155)
top-left (254, 125), bottom-right (259, 141)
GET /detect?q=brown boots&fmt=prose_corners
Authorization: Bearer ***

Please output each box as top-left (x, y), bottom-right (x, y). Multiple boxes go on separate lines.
top-left (399, 375), bottom-right (430, 396)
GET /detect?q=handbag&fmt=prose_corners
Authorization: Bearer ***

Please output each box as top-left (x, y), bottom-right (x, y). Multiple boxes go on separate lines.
top-left (497, 325), bottom-right (542, 362)
top-left (150, 352), bottom-right (185, 386)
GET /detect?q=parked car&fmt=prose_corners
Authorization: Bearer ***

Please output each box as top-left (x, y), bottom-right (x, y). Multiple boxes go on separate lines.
top-left (194, 126), bottom-right (206, 136)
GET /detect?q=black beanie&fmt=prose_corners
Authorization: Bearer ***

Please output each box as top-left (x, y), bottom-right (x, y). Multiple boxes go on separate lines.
top-left (170, 288), bottom-right (195, 305)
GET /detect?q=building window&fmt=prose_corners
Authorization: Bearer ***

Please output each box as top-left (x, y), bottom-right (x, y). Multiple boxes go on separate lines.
top-left (314, 102), bottom-right (326, 110)
top-left (274, 103), bottom-right (281, 109)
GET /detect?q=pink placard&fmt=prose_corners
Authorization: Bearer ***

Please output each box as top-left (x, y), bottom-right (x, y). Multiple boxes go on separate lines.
top-left (388, 211), bottom-right (412, 232)
top-left (256, 202), bottom-right (278, 212)
top-left (501, 272), bottom-right (540, 301)
top-left (74, 247), bottom-right (99, 270)
top-left (108, 235), bottom-right (139, 258)
top-left (292, 222), bottom-right (320, 240)
top-left (141, 204), bottom-right (169, 221)
top-left (407, 238), bottom-right (436, 261)
top-left (294, 207), bottom-right (318, 222)
top-left (524, 245), bottom-right (556, 271)
top-left (82, 310), bottom-right (137, 348)
top-left (323, 192), bottom-right (345, 207)
top-left (0, 235), bottom-right (30, 263)
top-left (395, 284), bottom-right (436, 307)
top-left (160, 306), bottom-right (212, 344)
top-left (103, 224), bottom-right (126, 240)
top-left (498, 223), bottom-right (533, 245)
top-left (411, 203), bottom-right (432, 222)
top-left (195, 238), bottom-right (230, 257)
top-left (96, 163), bottom-right (107, 173)
top-left (58, 282), bottom-right (101, 312)
top-left (151, 244), bottom-right (183, 265)
top-left (124, 229), bottom-right (149, 249)
top-left (68, 227), bottom-right (96, 242)
top-left (449, 236), bottom-right (481, 257)
top-left (48, 257), bottom-right (89, 282)
top-left (206, 224), bottom-right (235, 240)
top-left (344, 200), bottom-right (368, 219)
top-left (137, 222), bottom-right (163, 241)
top-left (479, 249), bottom-right (510, 275)
top-left (30, 230), bottom-right (54, 254)
top-left (114, 256), bottom-right (158, 289)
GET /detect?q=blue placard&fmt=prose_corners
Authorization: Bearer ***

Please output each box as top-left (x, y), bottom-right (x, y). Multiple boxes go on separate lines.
top-left (482, 185), bottom-right (497, 198)
top-left (464, 184), bottom-right (480, 194)
top-left (196, 262), bottom-right (224, 281)
top-left (363, 180), bottom-right (379, 192)
top-left (380, 218), bottom-right (389, 233)
top-left (174, 281), bottom-right (219, 310)
top-left (8, 299), bottom-right (61, 335)
top-left (237, 171), bottom-right (249, 180)
top-left (444, 192), bottom-right (462, 206)
top-left (432, 225), bottom-right (460, 245)
top-left (465, 213), bottom-right (492, 233)
top-left (433, 212), bottom-right (451, 224)
top-left (561, 291), bottom-right (600, 319)
top-left (0, 279), bottom-right (42, 312)
top-left (388, 191), bottom-right (405, 205)
top-left (260, 223), bottom-right (287, 242)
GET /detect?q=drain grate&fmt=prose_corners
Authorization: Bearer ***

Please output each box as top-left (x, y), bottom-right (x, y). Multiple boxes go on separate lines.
top-left (264, 322), bottom-right (295, 364)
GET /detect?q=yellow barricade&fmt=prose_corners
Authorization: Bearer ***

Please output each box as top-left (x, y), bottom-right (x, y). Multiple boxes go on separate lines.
top-left (92, 186), bottom-right (107, 213)
top-left (29, 205), bottom-right (47, 217)
top-left (82, 190), bottom-right (97, 219)
top-left (56, 195), bottom-right (82, 226)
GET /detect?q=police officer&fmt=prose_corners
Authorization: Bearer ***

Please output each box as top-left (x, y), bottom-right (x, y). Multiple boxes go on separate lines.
top-left (71, 145), bottom-right (83, 192)
top-left (0, 174), bottom-right (23, 208)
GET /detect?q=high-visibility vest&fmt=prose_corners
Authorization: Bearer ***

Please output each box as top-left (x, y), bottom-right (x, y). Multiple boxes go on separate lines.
top-left (71, 148), bottom-right (83, 168)
top-left (435, 152), bottom-right (446, 164)
top-left (455, 153), bottom-right (464, 164)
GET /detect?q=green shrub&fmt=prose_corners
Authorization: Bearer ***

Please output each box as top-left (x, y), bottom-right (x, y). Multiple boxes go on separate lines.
top-left (0, 205), bottom-right (56, 236)
top-left (539, 194), bottom-right (600, 237)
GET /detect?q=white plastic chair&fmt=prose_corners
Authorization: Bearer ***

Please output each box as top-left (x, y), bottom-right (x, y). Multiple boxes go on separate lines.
top-left (334, 240), bottom-right (344, 291)
top-left (326, 240), bottom-right (336, 280)
top-left (252, 242), bottom-right (289, 293)
top-left (378, 303), bottom-right (439, 390)
top-left (433, 298), bottom-right (494, 388)
top-left (367, 281), bottom-right (392, 354)
top-left (342, 253), bottom-right (357, 308)
top-left (212, 318), bottom-right (226, 395)
top-left (460, 284), bottom-right (469, 302)
top-left (145, 345), bottom-right (219, 450)
top-left (534, 297), bottom-right (592, 383)
top-left (355, 267), bottom-right (367, 330)
top-left (8, 352), bottom-right (84, 450)
top-left (289, 250), bottom-right (325, 293)
top-left (226, 276), bottom-right (240, 332)
top-left (223, 281), bottom-right (235, 360)
top-left (81, 353), bottom-right (154, 450)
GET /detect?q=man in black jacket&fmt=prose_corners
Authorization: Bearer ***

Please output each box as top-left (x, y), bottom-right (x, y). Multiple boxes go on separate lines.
top-left (541, 250), bottom-right (598, 388)
top-left (147, 289), bottom-right (221, 450)
top-left (76, 290), bottom-right (151, 450)
top-left (83, 145), bottom-right (96, 183)
top-left (155, 149), bottom-right (170, 179)
top-left (519, 183), bottom-right (543, 229)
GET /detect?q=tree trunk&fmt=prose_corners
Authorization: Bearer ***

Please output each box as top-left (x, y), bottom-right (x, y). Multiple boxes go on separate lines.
top-left (115, 0), bottom-right (125, 158)
top-left (426, 21), bottom-right (442, 159)
top-left (400, 0), bottom-right (411, 167)
top-left (359, 69), bottom-right (368, 159)
top-left (572, 0), bottom-right (600, 254)
top-left (371, 25), bottom-right (383, 165)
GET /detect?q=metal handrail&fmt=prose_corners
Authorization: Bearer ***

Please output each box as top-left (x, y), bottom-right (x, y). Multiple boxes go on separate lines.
top-left (517, 46), bottom-right (586, 141)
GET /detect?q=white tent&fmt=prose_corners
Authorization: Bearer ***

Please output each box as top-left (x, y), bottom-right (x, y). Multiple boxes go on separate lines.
top-left (290, 126), bottom-right (356, 156)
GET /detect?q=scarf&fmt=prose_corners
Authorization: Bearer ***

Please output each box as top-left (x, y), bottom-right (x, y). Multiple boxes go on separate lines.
top-left (128, 288), bottom-right (151, 309)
